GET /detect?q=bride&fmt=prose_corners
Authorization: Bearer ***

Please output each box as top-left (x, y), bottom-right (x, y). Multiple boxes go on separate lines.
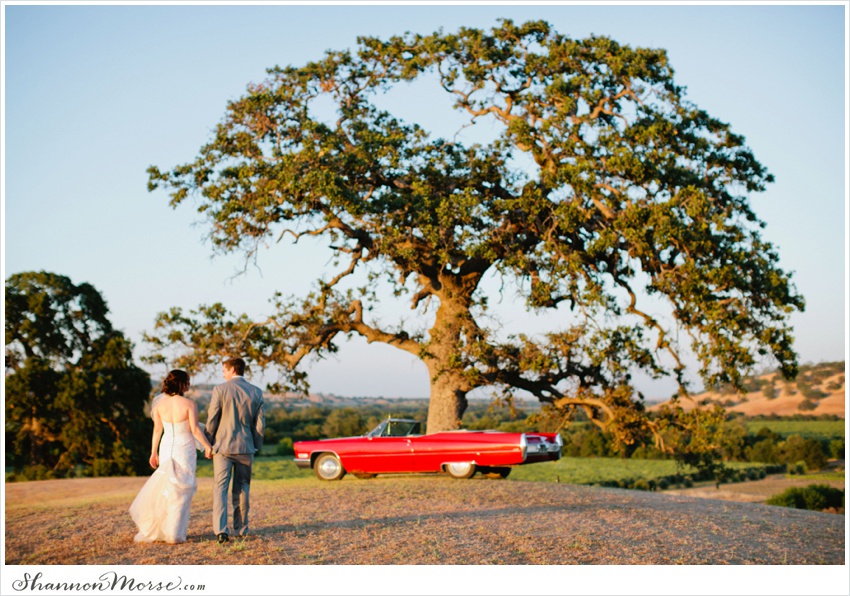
top-left (130, 369), bottom-right (212, 544)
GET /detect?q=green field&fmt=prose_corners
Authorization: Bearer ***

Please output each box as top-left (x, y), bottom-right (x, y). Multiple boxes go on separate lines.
top-left (508, 457), bottom-right (690, 484)
top-left (197, 455), bottom-right (768, 487)
top-left (196, 456), bottom-right (313, 481)
top-left (508, 457), bottom-right (766, 484)
top-left (745, 420), bottom-right (846, 441)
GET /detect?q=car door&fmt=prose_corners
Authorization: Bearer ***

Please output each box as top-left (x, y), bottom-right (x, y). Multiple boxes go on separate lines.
top-left (343, 436), bottom-right (414, 473)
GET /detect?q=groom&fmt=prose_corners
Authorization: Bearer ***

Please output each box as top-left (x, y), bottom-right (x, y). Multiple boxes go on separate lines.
top-left (205, 357), bottom-right (265, 543)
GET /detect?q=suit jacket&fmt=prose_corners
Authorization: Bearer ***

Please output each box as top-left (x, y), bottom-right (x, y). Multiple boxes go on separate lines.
top-left (206, 376), bottom-right (265, 455)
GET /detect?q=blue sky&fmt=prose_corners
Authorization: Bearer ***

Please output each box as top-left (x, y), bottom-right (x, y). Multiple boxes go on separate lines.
top-left (3, 3), bottom-right (847, 399)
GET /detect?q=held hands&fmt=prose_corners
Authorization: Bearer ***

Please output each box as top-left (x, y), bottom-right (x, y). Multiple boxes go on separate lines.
top-left (149, 453), bottom-right (159, 469)
top-left (204, 446), bottom-right (213, 459)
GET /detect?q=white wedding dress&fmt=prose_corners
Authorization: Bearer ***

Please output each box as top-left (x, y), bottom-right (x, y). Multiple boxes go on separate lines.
top-left (130, 420), bottom-right (198, 544)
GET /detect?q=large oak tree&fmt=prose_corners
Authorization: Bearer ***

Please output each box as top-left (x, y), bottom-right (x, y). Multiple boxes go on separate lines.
top-left (5, 272), bottom-right (152, 477)
top-left (145, 21), bottom-right (803, 453)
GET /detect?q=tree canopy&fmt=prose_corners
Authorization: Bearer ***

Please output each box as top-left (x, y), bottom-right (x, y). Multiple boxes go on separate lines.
top-left (145, 20), bottom-right (803, 456)
top-left (5, 271), bottom-right (152, 478)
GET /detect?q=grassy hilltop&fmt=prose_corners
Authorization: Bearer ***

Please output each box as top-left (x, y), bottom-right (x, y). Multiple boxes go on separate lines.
top-left (651, 361), bottom-right (845, 418)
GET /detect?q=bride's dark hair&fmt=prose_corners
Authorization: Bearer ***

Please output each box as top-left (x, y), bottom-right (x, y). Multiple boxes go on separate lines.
top-left (161, 369), bottom-right (190, 396)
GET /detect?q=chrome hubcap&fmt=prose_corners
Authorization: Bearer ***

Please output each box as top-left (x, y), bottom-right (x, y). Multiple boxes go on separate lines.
top-left (319, 457), bottom-right (340, 477)
top-left (447, 463), bottom-right (472, 476)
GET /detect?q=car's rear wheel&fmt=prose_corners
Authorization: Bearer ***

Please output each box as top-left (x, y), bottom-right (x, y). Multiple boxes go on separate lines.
top-left (314, 453), bottom-right (346, 481)
top-left (445, 462), bottom-right (476, 479)
top-left (353, 473), bottom-right (376, 479)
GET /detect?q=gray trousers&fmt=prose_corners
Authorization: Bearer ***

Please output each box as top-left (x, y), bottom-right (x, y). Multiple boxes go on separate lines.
top-left (212, 453), bottom-right (253, 536)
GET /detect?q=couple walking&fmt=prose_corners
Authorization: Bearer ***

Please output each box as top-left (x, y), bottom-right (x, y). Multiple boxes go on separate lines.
top-left (129, 358), bottom-right (265, 544)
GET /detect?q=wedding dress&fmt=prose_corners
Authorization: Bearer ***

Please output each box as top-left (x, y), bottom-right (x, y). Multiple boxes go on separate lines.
top-left (130, 420), bottom-right (198, 544)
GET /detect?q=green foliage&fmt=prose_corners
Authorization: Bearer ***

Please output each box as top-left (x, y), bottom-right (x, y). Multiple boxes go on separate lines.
top-left (718, 418), bottom-right (748, 461)
top-left (743, 429), bottom-right (829, 471)
top-left (797, 398), bottom-right (818, 411)
top-left (797, 381), bottom-right (827, 401)
top-left (143, 20), bottom-right (803, 466)
top-left (560, 423), bottom-right (619, 458)
top-left (713, 361), bottom-right (843, 402)
top-left (5, 272), bottom-right (152, 478)
top-left (787, 461), bottom-right (807, 475)
top-left (463, 402), bottom-right (531, 431)
top-left (742, 377), bottom-right (766, 393)
top-left (765, 484), bottom-right (844, 511)
top-left (322, 407), bottom-right (368, 438)
top-left (508, 456), bottom-right (769, 489)
top-left (779, 436), bottom-right (827, 471)
top-left (276, 437), bottom-right (294, 456)
top-left (828, 439), bottom-right (845, 459)
top-left (261, 402), bottom-right (429, 444)
top-left (762, 382), bottom-right (778, 400)
top-left (651, 404), bottom-right (732, 485)
top-left (745, 439), bottom-right (780, 464)
top-left (8, 464), bottom-right (57, 482)
top-left (798, 361), bottom-right (844, 382)
top-left (745, 419), bottom-right (844, 441)
top-left (631, 479), bottom-right (651, 491)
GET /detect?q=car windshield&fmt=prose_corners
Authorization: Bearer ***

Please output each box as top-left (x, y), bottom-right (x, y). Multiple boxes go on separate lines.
top-left (367, 420), bottom-right (421, 437)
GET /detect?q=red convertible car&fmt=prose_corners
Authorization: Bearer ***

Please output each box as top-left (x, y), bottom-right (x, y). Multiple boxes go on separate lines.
top-left (293, 418), bottom-right (563, 480)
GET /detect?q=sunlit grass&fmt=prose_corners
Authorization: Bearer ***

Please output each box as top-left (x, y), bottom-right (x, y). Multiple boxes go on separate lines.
top-left (196, 456), bottom-right (313, 480)
top-left (195, 455), bottom-right (774, 487)
top-left (509, 457), bottom-right (692, 484)
top-left (801, 470), bottom-right (846, 482)
top-left (744, 420), bottom-right (845, 440)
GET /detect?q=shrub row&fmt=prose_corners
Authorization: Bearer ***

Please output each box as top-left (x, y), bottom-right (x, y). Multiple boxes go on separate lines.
top-left (592, 464), bottom-right (782, 492)
top-left (765, 484), bottom-right (845, 511)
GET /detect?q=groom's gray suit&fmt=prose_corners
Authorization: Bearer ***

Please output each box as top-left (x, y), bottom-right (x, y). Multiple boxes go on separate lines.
top-left (205, 376), bottom-right (265, 537)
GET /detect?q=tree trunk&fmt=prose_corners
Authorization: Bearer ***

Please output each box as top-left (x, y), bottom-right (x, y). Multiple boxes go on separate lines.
top-left (425, 363), bottom-right (469, 432)
top-left (423, 295), bottom-right (473, 432)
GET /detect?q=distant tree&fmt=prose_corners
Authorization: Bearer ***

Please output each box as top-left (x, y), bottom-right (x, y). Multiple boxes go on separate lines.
top-left (560, 424), bottom-right (616, 458)
top-left (829, 438), bottom-right (845, 459)
top-left (797, 399), bottom-right (818, 412)
top-left (719, 418), bottom-right (748, 461)
top-left (5, 272), bottom-right (151, 477)
top-left (144, 20), bottom-right (804, 468)
top-left (762, 381), bottom-right (778, 400)
top-left (322, 407), bottom-right (367, 437)
top-left (779, 435), bottom-right (827, 471)
top-left (753, 426), bottom-right (782, 444)
top-left (745, 439), bottom-right (780, 465)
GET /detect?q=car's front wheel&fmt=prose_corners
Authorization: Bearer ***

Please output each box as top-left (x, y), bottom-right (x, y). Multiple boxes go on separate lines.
top-left (314, 453), bottom-right (346, 481)
top-left (445, 462), bottom-right (476, 479)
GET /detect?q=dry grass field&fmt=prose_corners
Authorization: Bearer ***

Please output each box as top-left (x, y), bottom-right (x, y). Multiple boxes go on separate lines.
top-left (650, 367), bottom-right (846, 418)
top-left (666, 473), bottom-right (845, 504)
top-left (4, 475), bottom-right (845, 565)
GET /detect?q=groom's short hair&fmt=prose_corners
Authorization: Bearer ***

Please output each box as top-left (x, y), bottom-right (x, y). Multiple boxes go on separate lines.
top-left (224, 357), bottom-right (246, 376)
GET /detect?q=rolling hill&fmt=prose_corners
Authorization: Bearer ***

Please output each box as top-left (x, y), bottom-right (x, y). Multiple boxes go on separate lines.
top-left (651, 361), bottom-right (846, 418)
